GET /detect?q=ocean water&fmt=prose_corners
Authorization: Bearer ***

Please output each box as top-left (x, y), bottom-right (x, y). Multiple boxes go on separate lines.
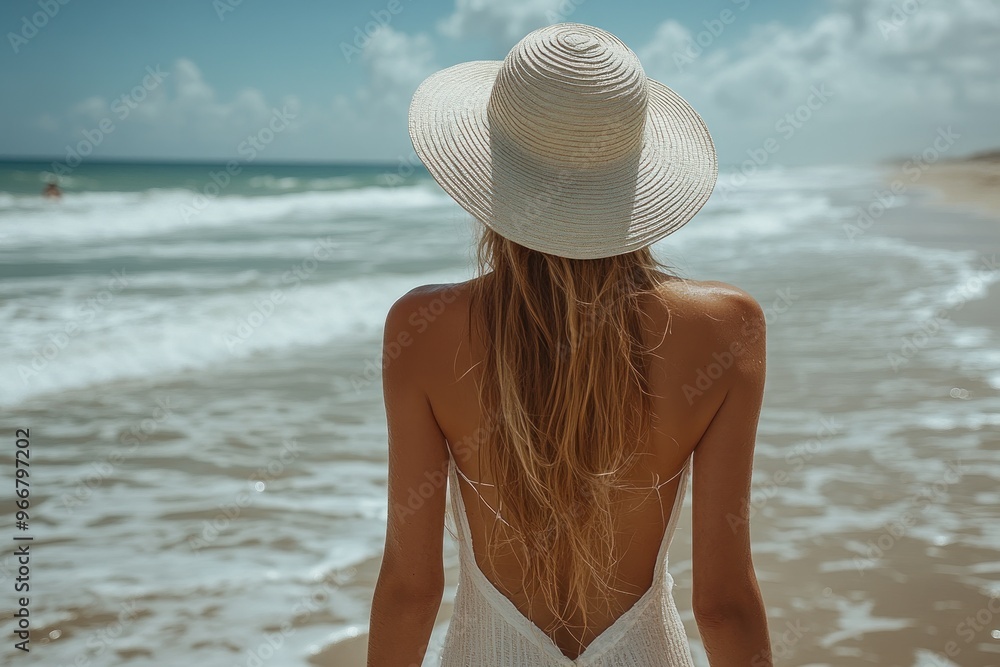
top-left (0, 159), bottom-right (998, 666)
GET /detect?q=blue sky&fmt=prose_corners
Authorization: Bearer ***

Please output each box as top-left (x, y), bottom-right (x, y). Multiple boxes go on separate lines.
top-left (2, 0), bottom-right (997, 166)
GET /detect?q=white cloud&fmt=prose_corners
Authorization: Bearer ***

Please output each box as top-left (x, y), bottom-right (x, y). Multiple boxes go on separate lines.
top-left (33, 113), bottom-right (59, 132)
top-left (47, 59), bottom-right (290, 137)
top-left (438, 0), bottom-right (573, 44)
top-left (151, 59), bottom-right (293, 134)
top-left (357, 27), bottom-right (437, 113)
top-left (70, 96), bottom-right (108, 122)
top-left (36, 59), bottom-right (304, 158)
top-left (638, 20), bottom-right (695, 73)
top-left (324, 26), bottom-right (439, 160)
top-left (638, 0), bottom-right (1000, 163)
top-left (172, 59), bottom-right (215, 106)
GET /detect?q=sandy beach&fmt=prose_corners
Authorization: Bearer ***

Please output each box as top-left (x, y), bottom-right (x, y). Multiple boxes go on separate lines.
top-left (916, 150), bottom-right (1000, 222)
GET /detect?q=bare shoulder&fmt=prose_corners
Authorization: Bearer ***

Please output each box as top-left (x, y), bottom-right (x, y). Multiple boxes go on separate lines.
top-left (653, 276), bottom-right (766, 357)
top-left (383, 280), bottom-right (474, 361)
top-left (385, 281), bottom-right (472, 328)
top-left (655, 275), bottom-right (764, 321)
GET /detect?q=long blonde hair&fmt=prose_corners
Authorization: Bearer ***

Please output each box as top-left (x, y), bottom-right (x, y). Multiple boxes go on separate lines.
top-left (466, 225), bottom-right (678, 640)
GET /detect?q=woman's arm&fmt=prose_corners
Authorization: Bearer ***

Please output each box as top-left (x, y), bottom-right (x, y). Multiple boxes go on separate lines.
top-left (691, 288), bottom-right (772, 666)
top-left (367, 288), bottom-right (451, 667)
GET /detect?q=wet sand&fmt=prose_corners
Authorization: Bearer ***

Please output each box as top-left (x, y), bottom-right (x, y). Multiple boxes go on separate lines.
top-left (879, 151), bottom-right (1000, 333)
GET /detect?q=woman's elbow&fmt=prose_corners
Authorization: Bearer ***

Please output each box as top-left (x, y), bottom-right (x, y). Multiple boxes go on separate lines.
top-left (692, 580), bottom-right (767, 627)
top-left (373, 560), bottom-right (445, 603)
top-left (693, 598), bottom-right (760, 627)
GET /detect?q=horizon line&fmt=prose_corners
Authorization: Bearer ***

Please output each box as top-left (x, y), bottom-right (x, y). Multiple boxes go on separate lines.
top-left (0, 155), bottom-right (422, 168)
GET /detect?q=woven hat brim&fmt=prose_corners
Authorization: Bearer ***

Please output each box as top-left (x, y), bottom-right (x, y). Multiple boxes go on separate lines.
top-left (408, 60), bottom-right (718, 260)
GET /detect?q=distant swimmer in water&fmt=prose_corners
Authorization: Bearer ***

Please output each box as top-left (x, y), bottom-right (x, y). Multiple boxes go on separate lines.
top-left (43, 179), bottom-right (62, 199)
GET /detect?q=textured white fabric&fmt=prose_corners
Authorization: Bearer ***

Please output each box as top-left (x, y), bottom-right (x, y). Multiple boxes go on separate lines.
top-left (439, 451), bottom-right (696, 666)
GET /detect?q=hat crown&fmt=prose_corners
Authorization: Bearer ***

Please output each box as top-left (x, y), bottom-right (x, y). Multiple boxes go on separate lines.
top-left (487, 23), bottom-right (649, 168)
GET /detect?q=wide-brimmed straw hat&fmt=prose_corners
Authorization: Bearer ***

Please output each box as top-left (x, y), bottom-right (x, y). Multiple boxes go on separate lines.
top-left (407, 22), bottom-right (717, 260)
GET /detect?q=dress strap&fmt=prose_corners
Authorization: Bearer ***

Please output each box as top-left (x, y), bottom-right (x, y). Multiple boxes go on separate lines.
top-left (452, 456), bottom-right (513, 527)
top-left (648, 455), bottom-right (691, 530)
top-left (653, 454), bottom-right (692, 580)
top-left (448, 448), bottom-right (691, 534)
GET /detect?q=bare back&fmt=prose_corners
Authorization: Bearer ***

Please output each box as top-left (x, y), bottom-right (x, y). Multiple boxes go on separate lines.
top-left (404, 272), bottom-right (766, 659)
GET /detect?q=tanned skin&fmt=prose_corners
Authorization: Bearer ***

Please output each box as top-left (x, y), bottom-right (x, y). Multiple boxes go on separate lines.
top-left (367, 274), bottom-right (772, 666)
